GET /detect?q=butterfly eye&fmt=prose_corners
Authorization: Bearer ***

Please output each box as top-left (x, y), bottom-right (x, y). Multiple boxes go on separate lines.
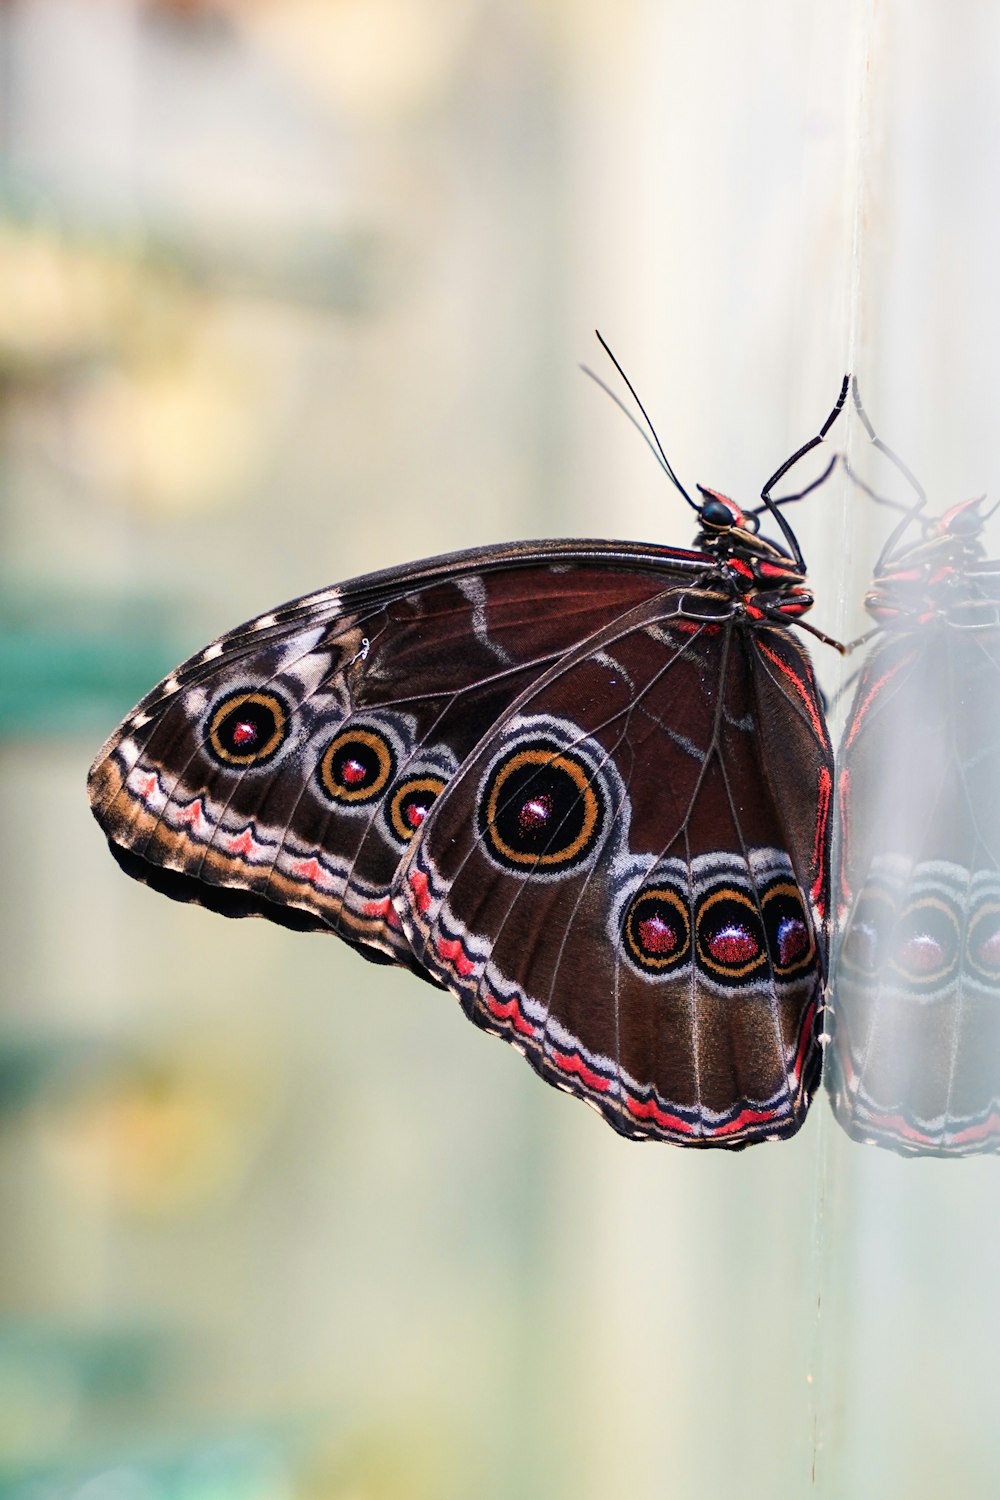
top-left (207, 690), bottom-right (289, 767)
top-left (701, 497), bottom-right (735, 528)
top-left (623, 884), bottom-right (691, 975)
top-left (695, 887), bottom-right (768, 985)
top-left (479, 739), bottom-right (604, 873)
top-left (387, 775), bottom-right (447, 843)
top-left (318, 728), bottom-right (395, 804)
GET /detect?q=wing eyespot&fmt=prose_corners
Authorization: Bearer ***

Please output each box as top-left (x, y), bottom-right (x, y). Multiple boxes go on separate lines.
top-left (623, 883), bottom-right (691, 974)
top-left (387, 775), bottom-right (447, 843)
top-left (207, 689), bottom-right (290, 768)
top-left (318, 728), bottom-right (395, 804)
top-left (478, 739), bottom-right (604, 873)
top-left (695, 886), bottom-right (769, 985)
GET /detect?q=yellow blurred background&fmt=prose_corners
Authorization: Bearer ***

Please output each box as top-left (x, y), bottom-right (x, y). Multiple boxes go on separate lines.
top-left (4, 2), bottom-right (1000, 1497)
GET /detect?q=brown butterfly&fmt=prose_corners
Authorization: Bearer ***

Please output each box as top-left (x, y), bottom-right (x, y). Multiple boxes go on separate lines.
top-left (90, 356), bottom-right (847, 1148)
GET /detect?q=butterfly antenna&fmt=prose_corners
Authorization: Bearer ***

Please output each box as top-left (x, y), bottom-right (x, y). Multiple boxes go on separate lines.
top-left (580, 365), bottom-right (676, 483)
top-left (591, 330), bottom-right (697, 510)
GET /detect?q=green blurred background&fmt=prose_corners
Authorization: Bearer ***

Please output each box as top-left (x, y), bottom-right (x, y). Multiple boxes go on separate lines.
top-left (3, 2), bottom-right (1000, 1496)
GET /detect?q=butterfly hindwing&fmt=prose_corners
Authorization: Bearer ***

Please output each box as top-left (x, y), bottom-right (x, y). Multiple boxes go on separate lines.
top-left (393, 599), bottom-right (830, 1146)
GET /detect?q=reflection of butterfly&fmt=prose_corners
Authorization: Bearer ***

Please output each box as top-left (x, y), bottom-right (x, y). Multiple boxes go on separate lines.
top-left (89, 366), bottom-right (847, 1149)
top-left (830, 439), bottom-right (1000, 1154)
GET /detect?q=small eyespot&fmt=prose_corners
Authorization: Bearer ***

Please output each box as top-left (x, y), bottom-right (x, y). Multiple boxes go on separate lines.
top-left (967, 898), bottom-right (1000, 980)
top-left (840, 889), bottom-right (896, 977)
top-left (318, 728), bottom-right (395, 804)
top-left (207, 690), bottom-right (290, 767)
top-left (696, 887), bottom-right (768, 985)
top-left (891, 897), bottom-right (960, 986)
top-left (761, 881), bottom-right (815, 978)
top-left (387, 775), bottom-right (447, 843)
top-left (623, 885), bottom-right (691, 974)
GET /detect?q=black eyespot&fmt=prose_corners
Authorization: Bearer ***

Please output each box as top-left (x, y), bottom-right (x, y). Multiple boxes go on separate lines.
top-left (761, 881), bottom-right (815, 979)
top-left (479, 739), bottom-right (604, 874)
top-left (318, 728), bottom-right (395, 804)
top-left (387, 775), bottom-right (446, 844)
top-left (623, 884), bottom-right (691, 975)
top-left (207, 690), bottom-right (289, 767)
top-left (840, 890), bottom-right (896, 977)
top-left (695, 887), bottom-right (768, 986)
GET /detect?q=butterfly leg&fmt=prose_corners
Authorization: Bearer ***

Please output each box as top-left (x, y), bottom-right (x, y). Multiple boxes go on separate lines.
top-left (767, 452), bottom-right (840, 509)
top-left (755, 375), bottom-right (850, 571)
top-left (850, 377), bottom-right (927, 510)
top-left (762, 605), bottom-right (846, 655)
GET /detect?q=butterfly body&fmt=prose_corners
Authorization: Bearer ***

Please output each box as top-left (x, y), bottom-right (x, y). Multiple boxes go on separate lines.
top-left (90, 444), bottom-right (838, 1147)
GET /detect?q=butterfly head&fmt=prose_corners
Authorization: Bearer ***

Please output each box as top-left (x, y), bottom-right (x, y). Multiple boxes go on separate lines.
top-left (695, 485), bottom-right (804, 580)
top-left (696, 487), bottom-right (760, 536)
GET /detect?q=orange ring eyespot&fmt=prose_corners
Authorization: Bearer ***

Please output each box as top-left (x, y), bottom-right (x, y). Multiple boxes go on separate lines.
top-left (761, 881), bottom-right (816, 978)
top-left (479, 740), bottom-right (604, 873)
top-left (696, 886), bottom-right (768, 985)
top-left (388, 775), bottom-right (446, 843)
top-left (623, 885), bottom-right (691, 974)
top-left (208, 690), bottom-right (289, 767)
top-left (319, 728), bottom-right (395, 804)
top-left (890, 896), bottom-right (960, 986)
top-left (968, 899), bottom-right (1000, 979)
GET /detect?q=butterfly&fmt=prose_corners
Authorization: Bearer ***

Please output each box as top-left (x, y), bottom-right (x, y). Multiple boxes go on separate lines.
top-left (89, 353), bottom-right (848, 1149)
top-left (829, 387), bottom-right (1000, 1154)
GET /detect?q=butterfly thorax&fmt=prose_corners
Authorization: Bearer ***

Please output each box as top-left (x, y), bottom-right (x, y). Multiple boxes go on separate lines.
top-left (693, 487), bottom-right (813, 624)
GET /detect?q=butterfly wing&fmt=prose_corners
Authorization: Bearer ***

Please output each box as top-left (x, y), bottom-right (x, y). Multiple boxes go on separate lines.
top-left (392, 600), bottom-right (831, 1147)
top-left (831, 622), bottom-right (1000, 1154)
top-left (88, 540), bottom-right (710, 976)
top-left (89, 539), bottom-right (830, 1147)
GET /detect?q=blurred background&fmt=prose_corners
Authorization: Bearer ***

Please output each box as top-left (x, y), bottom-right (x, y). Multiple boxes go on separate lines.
top-left (3, 1), bottom-right (1000, 1496)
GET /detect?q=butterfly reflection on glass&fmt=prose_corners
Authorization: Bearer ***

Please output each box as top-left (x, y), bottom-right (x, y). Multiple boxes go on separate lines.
top-left (88, 345), bottom-right (848, 1149)
top-left (830, 387), bottom-right (1000, 1155)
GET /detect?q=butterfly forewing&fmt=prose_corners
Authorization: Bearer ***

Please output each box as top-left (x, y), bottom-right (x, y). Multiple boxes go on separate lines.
top-left (89, 542), bottom-right (710, 972)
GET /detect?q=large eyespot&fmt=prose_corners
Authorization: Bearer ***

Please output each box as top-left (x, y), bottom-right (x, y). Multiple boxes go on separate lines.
top-left (208, 690), bottom-right (290, 767)
top-left (968, 897), bottom-right (1000, 980)
top-left (761, 881), bottom-right (815, 979)
top-left (387, 775), bottom-right (447, 844)
top-left (623, 883), bottom-right (691, 975)
top-left (318, 728), bottom-right (395, 804)
top-left (890, 896), bottom-right (960, 986)
top-left (479, 738), bottom-right (604, 873)
top-left (695, 886), bottom-right (768, 986)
